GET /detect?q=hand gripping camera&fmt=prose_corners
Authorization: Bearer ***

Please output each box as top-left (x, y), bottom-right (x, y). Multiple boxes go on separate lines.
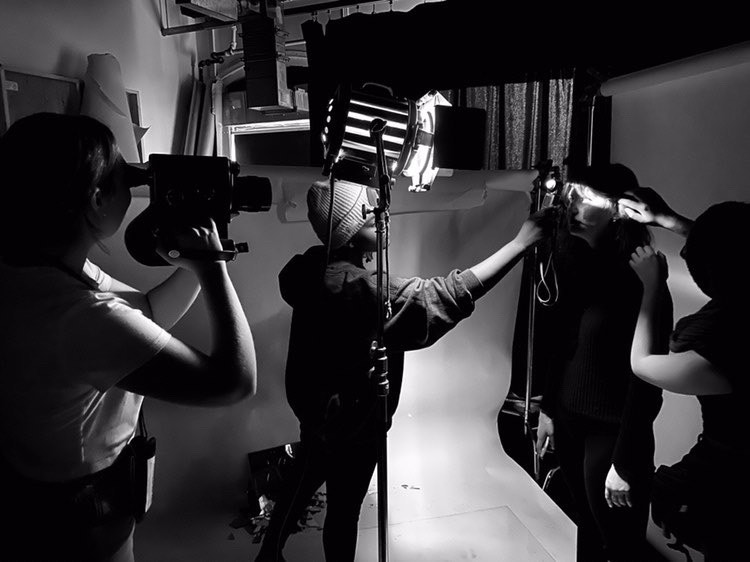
top-left (124, 154), bottom-right (272, 266)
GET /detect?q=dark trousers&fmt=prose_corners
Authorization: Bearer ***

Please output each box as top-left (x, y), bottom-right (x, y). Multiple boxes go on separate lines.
top-left (687, 438), bottom-right (746, 562)
top-left (700, 493), bottom-right (745, 562)
top-left (0, 457), bottom-right (135, 561)
top-left (256, 433), bottom-right (378, 562)
top-left (555, 409), bottom-right (653, 562)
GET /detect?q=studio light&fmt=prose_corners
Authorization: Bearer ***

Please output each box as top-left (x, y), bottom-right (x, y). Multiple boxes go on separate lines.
top-left (562, 181), bottom-right (621, 215)
top-left (321, 84), bottom-right (461, 192)
top-left (541, 165), bottom-right (561, 209)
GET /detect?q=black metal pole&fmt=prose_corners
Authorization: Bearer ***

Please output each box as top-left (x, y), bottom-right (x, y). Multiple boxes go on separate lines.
top-left (525, 160), bottom-right (551, 483)
top-left (369, 117), bottom-right (392, 562)
top-left (525, 186), bottom-right (541, 483)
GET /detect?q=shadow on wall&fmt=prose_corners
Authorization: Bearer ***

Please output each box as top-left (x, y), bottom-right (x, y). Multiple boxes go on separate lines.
top-left (146, 309), bottom-right (298, 515)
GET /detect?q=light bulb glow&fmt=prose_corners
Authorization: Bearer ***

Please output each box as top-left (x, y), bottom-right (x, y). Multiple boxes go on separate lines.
top-left (563, 182), bottom-right (618, 213)
top-left (401, 91), bottom-right (450, 191)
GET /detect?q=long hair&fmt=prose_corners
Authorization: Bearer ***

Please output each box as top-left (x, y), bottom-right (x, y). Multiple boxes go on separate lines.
top-left (0, 113), bottom-right (120, 257)
top-left (557, 163), bottom-right (652, 263)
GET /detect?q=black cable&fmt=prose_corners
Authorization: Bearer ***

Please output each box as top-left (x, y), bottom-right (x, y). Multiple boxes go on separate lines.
top-left (384, 213), bottom-right (391, 319)
top-left (326, 174), bottom-right (335, 264)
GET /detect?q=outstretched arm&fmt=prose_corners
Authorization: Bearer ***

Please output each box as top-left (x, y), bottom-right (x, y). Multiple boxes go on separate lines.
top-left (381, 207), bottom-right (558, 352)
top-left (469, 206), bottom-right (558, 291)
top-left (618, 187), bottom-right (694, 237)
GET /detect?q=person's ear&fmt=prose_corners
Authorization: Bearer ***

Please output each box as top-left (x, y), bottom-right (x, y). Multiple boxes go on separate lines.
top-left (86, 186), bottom-right (107, 222)
top-left (90, 186), bottom-right (104, 209)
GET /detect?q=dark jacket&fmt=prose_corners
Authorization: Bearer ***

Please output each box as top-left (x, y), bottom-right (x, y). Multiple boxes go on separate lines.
top-left (539, 237), bottom-right (670, 481)
top-left (279, 245), bottom-right (485, 443)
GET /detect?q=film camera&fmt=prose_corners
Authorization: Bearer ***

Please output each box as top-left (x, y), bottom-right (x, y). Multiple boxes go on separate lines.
top-left (124, 154), bottom-right (272, 266)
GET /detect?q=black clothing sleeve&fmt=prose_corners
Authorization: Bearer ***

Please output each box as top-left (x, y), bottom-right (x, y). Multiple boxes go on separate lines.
top-left (343, 267), bottom-right (485, 353)
top-left (613, 282), bottom-right (672, 482)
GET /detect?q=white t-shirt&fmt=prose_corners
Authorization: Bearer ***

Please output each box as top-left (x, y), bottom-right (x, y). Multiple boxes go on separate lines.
top-left (0, 260), bottom-right (171, 482)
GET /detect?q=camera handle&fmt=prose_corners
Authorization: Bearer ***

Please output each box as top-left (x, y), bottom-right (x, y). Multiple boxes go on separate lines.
top-left (165, 239), bottom-right (250, 262)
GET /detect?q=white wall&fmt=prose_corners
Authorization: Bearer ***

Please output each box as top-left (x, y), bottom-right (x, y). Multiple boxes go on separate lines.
top-left (0, 0), bottom-right (197, 155)
top-left (609, 54), bottom-right (750, 560)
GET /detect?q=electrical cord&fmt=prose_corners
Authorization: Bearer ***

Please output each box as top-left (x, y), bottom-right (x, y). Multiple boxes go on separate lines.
top-left (537, 252), bottom-right (559, 306)
top-left (326, 175), bottom-right (335, 264)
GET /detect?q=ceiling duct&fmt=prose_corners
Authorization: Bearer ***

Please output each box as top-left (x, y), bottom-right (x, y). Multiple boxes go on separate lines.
top-left (239, 2), bottom-right (294, 113)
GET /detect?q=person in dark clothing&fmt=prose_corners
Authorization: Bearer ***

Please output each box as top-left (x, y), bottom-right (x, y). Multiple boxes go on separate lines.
top-left (255, 179), bottom-right (556, 562)
top-left (534, 164), bottom-right (672, 561)
top-left (622, 191), bottom-right (749, 561)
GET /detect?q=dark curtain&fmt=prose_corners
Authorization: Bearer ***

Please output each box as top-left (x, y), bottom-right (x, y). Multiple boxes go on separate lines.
top-left (445, 72), bottom-right (574, 171)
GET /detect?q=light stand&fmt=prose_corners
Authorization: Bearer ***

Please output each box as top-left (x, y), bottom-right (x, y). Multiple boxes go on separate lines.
top-left (523, 159), bottom-right (560, 483)
top-left (368, 117), bottom-right (392, 562)
top-left (320, 85), bottom-right (472, 561)
top-left (523, 170), bottom-right (543, 483)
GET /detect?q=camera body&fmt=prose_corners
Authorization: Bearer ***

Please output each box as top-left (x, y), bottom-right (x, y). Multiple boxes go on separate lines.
top-left (125, 154), bottom-right (272, 266)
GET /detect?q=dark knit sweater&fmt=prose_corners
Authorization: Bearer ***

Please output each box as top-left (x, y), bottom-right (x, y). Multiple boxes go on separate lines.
top-left (279, 245), bottom-right (485, 444)
top-left (539, 238), bottom-right (668, 480)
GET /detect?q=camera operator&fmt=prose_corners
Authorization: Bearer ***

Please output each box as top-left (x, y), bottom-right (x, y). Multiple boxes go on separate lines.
top-left (0, 113), bottom-right (256, 561)
top-left (623, 190), bottom-right (749, 560)
top-left (254, 179), bottom-right (556, 562)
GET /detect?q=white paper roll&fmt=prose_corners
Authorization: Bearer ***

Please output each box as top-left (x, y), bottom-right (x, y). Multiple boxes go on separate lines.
top-left (80, 53), bottom-right (144, 163)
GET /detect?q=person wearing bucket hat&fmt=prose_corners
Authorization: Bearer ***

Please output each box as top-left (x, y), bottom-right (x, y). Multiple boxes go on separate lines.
top-left (533, 163), bottom-right (672, 561)
top-left (255, 179), bottom-right (558, 562)
top-left (306, 179), bottom-right (372, 251)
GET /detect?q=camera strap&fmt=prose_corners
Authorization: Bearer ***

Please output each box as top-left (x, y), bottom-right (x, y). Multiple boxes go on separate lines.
top-left (129, 407), bottom-right (156, 522)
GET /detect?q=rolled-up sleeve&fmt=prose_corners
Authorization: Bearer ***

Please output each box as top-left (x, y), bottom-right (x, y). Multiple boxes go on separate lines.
top-left (346, 269), bottom-right (484, 352)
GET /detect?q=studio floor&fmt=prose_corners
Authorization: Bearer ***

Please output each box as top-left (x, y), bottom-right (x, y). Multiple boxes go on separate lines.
top-left (134, 413), bottom-right (578, 561)
top-left (134, 494), bottom-right (563, 562)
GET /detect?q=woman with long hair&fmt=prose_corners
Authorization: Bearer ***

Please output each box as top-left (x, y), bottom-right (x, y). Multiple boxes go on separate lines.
top-left (535, 164), bottom-right (671, 561)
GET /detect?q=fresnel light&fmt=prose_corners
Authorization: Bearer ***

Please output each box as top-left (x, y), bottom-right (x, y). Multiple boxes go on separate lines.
top-left (321, 84), bottom-right (453, 192)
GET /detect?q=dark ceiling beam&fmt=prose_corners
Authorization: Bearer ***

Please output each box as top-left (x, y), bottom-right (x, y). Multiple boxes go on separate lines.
top-left (283, 0), bottom-right (392, 17)
top-left (162, 0), bottom-right (394, 35)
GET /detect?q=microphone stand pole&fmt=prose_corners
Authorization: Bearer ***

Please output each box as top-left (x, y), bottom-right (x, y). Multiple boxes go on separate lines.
top-left (369, 117), bottom-right (392, 562)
